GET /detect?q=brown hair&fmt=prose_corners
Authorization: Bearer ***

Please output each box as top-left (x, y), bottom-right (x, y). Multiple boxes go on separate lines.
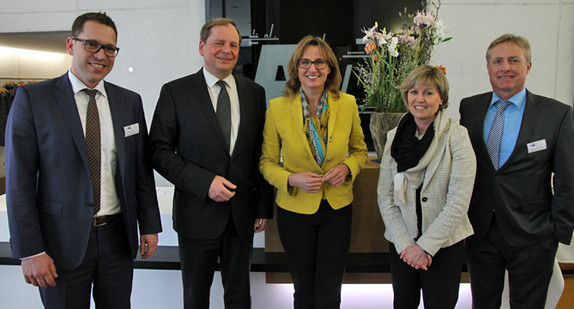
top-left (200, 18), bottom-right (241, 44)
top-left (283, 35), bottom-right (342, 99)
top-left (72, 12), bottom-right (117, 39)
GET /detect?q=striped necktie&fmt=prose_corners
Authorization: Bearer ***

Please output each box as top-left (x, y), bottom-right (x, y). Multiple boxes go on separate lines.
top-left (486, 101), bottom-right (511, 170)
top-left (84, 89), bottom-right (101, 216)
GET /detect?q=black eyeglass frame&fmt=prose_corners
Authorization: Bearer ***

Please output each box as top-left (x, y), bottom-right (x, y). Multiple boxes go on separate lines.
top-left (297, 59), bottom-right (328, 70)
top-left (72, 37), bottom-right (120, 57)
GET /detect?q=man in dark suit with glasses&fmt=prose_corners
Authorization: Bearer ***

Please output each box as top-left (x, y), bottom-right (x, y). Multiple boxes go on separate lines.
top-left (6, 12), bottom-right (162, 308)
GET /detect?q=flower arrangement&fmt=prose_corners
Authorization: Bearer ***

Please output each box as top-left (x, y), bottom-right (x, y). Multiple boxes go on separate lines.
top-left (355, 0), bottom-right (451, 112)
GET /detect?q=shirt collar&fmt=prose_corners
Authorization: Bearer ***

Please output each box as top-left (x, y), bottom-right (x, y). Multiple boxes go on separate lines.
top-left (67, 70), bottom-right (107, 98)
top-left (489, 88), bottom-right (527, 109)
top-left (202, 68), bottom-right (236, 89)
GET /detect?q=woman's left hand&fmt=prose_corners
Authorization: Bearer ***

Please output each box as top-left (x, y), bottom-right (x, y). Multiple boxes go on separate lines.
top-left (400, 244), bottom-right (431, 270)
top-left (322, 164), bottom-right (350, 187)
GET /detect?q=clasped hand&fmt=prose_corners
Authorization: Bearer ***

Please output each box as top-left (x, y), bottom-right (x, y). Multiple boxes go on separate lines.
top-left (400, 244), bottom-right (432, 270)
top-left (288, 164), bottom-right (350, 193)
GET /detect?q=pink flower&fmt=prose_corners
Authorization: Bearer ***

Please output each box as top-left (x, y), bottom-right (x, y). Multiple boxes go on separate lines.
top-left (398, 34), bottom-right (416, 47)
top-left (413, 11), bottom-right (436, 27)
top-left (362, 22), bottom-right (379, 42)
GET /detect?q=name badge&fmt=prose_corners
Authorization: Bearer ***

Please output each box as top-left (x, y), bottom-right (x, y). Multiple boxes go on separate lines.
top-left (527, 139), bottom-right (547, 154)
top-left (124, 123), bottom-right (139, 137)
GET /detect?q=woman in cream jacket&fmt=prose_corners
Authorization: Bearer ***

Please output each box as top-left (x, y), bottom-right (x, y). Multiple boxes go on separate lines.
top-left (260, 36), bottom-right (367, 309)
top-left (377, 65), bottom-right (476, 309)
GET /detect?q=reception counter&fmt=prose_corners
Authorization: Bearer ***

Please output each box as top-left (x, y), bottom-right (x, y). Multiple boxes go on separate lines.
top-left (264, 157), bottom-right (394, 283)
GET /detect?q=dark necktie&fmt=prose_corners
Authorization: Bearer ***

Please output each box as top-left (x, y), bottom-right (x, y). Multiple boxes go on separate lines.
top-left (486, 101), bottom-right (511, 170)
top-left (84, 89), bottom-right (101, 216)
top-left (216, 80), bottom-right (231, 151)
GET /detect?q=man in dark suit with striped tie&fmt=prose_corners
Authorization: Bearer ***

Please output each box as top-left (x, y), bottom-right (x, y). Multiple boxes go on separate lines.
top-left (5, 12), bottom-right (162, 308)
top-left (459, 33), bottom-right (574, 308)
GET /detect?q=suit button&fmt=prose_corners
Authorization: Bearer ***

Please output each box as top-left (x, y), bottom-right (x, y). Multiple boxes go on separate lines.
top-left (422, 197), bottom-right (428, 202)
top-left (329, 137), bottom-right (333, 142)
top-left (327, 158), bottom-right (332, 162)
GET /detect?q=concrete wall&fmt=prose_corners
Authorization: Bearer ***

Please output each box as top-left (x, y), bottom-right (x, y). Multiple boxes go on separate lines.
top-left (0, 0), bottom-right (205, 132)
top-left (433, 0), bottom-right (574, 120)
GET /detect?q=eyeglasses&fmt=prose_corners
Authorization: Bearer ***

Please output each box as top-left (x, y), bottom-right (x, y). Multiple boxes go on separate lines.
top-left (72, 38), bottom-right (120, 57)
top-left (298, 59), bottom-right (328, 70)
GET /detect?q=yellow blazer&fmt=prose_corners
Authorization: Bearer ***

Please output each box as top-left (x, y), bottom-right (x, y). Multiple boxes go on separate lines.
top-left (259, 91), bottom-right (368, 214)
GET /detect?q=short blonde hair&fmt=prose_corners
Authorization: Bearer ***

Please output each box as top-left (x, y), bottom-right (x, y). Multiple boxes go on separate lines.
top-left (400, 65), bottom-right (449, 110)
top-left (486, 33), bottom-right (531, 63)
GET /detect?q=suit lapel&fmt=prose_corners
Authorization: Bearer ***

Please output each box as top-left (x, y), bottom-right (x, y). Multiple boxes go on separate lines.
top-left (289, 95), bottom-right (316, 161)
top-left (471, 93), bottom-right (495, 169)
top-left (233, 75), bottom-right (251, 158)
top-left (421, 114), bottom-right (447, 190)
top-left (192, 71), bottom-right (229, 155)
top-left (54, 74), bottom-right (90, 172)
top-left (325, 92), bottom-right (339, 159)
top-left (105, 83), bottom-right (126, 179)
top-left (502, 90), bottom-right (539, 169)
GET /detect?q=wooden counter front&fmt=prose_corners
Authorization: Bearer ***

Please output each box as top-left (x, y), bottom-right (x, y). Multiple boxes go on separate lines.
top-left (264, 156), bottom-right (392, 283)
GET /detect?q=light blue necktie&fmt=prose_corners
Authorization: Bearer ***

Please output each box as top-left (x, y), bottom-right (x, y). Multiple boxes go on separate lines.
top-left (486, 101), bottom-right (511, 169)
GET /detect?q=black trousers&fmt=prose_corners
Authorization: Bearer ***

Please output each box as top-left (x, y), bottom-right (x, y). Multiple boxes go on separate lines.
top-left (465, 219), bottom-right (557, 309)
top-left (388, 241), bottom-right (465, 309)
top-left (178, 217), bottom-right (254, 309)
top-left (39, 216), bottom-right (134, 309)
top-left (277, 201), bottom-right (352, 309)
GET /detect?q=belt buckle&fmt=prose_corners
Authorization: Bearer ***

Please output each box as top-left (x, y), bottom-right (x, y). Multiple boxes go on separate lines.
top-left (92, 216), bottom-right (107, 227)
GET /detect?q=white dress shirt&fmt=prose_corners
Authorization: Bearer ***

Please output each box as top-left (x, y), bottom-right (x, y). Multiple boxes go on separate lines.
top-left (203, 68), bottom-right (240, 155)
top-left (68, 71), bottom-right (121, 217)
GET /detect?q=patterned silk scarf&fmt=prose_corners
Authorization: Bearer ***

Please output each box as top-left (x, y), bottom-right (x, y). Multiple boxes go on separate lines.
top-left (300, 89), bottom-right (329, 166)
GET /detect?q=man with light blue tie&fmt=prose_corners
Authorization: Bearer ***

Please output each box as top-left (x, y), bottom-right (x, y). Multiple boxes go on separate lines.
top-left (460, 33), bottom-right (574, 308)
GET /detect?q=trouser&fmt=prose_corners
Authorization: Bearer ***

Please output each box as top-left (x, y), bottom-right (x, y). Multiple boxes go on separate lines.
top-left (389, 241), bottom-right (465, 309)
top-left (277, 201), bottom-right (352, 309)
top-left (178, 217), bottom-right (254, 309)
top-left (40, 215), bottom-right (133, 309)
top-left (465, 219), bottom-right (557, 309)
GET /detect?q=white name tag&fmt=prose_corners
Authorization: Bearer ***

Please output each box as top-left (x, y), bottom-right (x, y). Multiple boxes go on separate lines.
top-left (527, 139), bottom-right (547, 154)
top-left (124, 123), bottom-right (139, 137)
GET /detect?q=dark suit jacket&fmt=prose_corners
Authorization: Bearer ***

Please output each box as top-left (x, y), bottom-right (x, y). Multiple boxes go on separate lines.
top-left (148, 69), bottom-right (273, 239)
top-left (460, 90), bottom-right (574, 246)
top-left (5, 73), bottom-right (162, 269)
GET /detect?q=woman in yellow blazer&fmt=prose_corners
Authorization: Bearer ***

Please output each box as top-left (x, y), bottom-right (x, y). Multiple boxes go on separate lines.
top-left (260, 36), bottom-right (368, 308)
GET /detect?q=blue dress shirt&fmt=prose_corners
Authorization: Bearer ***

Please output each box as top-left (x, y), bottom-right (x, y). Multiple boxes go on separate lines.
top-left (483, 89), bottom-right (527, 169)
